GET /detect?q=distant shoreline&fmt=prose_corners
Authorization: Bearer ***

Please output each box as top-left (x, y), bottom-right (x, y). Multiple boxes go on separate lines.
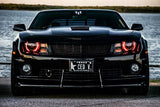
top-left (0, 3), bottom-right (160, 13)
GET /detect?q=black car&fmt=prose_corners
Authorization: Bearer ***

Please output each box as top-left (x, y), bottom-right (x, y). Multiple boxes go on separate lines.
top-left (11, 9), bottom-right (149, 95)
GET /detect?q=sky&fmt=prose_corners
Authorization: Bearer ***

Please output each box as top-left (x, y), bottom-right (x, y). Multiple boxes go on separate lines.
top-left (0, 0), bottom-right (160, 6)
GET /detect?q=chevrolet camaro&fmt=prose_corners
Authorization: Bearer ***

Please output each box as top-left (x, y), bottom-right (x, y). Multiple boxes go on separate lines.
top-left (11, 9), bottom-right (149, 95)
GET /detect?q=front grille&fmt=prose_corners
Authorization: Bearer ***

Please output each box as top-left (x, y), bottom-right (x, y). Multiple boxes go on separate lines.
top-left (38, 69), bottom-right (122, 86)
top-left (51, 44), bottom-right (109, 57)
top-left (101, 68), bottom-right (122, 79)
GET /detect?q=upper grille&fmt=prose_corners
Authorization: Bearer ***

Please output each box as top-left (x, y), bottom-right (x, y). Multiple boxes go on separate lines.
top-left (51, 44), bottom-right (109, 57)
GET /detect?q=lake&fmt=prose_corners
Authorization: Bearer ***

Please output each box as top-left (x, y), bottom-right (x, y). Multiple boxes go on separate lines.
top-left (0, 10), bottom-right (160, 78)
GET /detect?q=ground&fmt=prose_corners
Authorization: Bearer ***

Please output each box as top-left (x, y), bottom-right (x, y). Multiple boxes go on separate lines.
top-left (0, 78), bottom-right (160, 107)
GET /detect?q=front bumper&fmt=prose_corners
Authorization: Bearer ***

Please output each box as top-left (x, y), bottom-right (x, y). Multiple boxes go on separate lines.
top-left (16, 75), bottom-right (147, 88)
top-left (12, 54), bottom-right (149, 88)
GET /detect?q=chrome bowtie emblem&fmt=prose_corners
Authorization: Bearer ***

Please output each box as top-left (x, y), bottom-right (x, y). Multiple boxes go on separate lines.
top-left (75, 11), bottom-right (82, 15)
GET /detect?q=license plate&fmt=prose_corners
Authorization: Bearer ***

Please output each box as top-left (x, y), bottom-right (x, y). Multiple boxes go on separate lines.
top-left (69, 60), bottom-right (94, 72)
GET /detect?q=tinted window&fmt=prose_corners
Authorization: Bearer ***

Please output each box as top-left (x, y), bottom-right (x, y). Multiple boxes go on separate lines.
top-left (29, 11), bottom-right (128, 29)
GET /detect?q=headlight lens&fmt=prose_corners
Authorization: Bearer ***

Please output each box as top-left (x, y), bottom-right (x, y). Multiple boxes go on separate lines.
top-left (39, 43), bottom-right (48, 55)
top-left (113, 43), bottom-right (122, 55)
top-left (122, 41), bottom-right (136, 52)
top-left (25, 42), bottom-right (40, 53)
top-left (111, 41), bottom-right (140, 55)
top-left (22, 42), bottom-right (48, 55)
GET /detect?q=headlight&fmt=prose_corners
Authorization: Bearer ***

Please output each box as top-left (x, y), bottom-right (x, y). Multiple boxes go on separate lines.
top-left (112, 43), bottom-right (122, 55)
top-left (39, 43), bottom-right (48, 55)
top-left (111, 41), bottom-right (140, 55)
top-left (122, 41), bottom-right (136, 52)
top-left (25, 42), bottom-right (40, 53)
top-left (22, 42), bottom-right (48, 55)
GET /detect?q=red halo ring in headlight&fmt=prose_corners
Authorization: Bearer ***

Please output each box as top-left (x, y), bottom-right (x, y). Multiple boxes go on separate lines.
top-left (132, 41), bottom-right (136, 51)
top-left (25, 41), bottom-right (30, 52)
top-left (122, 41), bottom-right (128, 51)
top-left (122, 41), bottom-right (136, 52)
top-left (25, 41), bottom-right (40, 53)
top-left (33, 42), bottom-right (40, 52)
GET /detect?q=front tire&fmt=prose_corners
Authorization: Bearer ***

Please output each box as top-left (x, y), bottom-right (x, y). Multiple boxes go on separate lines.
top-left (11, 63), bottom-right (31, 96)
top-left (140, 86), bottom-right (149, 95)
top-left (11, 71), bottom-right (31, 96)
top-left (11, 71), bottom-right (23, 96)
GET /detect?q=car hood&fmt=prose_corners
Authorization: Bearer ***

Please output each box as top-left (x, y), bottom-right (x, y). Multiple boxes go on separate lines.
top-left (19, 26), bottom-right (142, 43)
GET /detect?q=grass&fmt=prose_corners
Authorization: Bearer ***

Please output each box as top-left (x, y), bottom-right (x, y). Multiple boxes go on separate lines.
top-left (149, 65), bottom-right (160, 67)
top-left (150, 79), bottom-right (160, 83)
top-left (0, 3), bottom-right (160, 13)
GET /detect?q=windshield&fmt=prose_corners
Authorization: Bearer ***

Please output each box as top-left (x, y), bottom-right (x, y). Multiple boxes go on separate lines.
top-left (29, 10), bottom-right (129, 30)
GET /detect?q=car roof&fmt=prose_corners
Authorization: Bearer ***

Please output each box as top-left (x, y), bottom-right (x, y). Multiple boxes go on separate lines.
top-left (40, 9), bottom-right (118, 13)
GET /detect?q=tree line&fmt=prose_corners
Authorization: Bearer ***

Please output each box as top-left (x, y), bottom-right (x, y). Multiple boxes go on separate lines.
top-left (0, 3), bottom-right (160, 13)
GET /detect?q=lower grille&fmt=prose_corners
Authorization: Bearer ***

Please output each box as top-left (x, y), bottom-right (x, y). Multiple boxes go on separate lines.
top-left (101, 69), bottom-right (122, 79)
top-left (51, 44), bottom-right (109, 57)
top-left (39, 69), bottom-right (122, 86)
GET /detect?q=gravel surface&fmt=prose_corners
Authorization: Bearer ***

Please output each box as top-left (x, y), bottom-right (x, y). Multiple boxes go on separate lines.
top-left (0, 78), bottom-right (160, 107)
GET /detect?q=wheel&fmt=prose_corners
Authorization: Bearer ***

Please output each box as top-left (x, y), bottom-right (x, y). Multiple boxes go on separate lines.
top-left (11, 64), bottom-right (31, 96)
top-left (139, 86), bottom-right (149, 95)
top-left (11, 72), bottom-right (23, 96)
top-left (139, 77), bottom-right (149, 95)
top-left (133, 77), bottom-right (149, 95)
top-left (11, 72), bottom-right (31, 96)
top-left (128, 86), bottom-right (148, 95)
top-left (129, 84), bottom-right (149, 95)
top-left (11, 67), bottom-right (25, 96)
top-left (11, 85), bottom-right (24, 96)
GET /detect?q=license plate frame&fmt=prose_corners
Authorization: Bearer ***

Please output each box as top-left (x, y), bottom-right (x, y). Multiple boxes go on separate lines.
top-left (69, 60), bottom-right (94, 72)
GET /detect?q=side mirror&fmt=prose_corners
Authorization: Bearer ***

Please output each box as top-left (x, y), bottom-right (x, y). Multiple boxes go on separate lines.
top-left (131, 24), bottom-right (143, 31)
top-left (13, 24), bottom-right (26, 31)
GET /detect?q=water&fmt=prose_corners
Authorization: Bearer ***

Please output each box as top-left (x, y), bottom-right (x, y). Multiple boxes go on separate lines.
top-left (0, 10), bottom-right (160, 78)
top-left (121, 13), bottom-right (160, 66)
top-left (0, 10), bottom-right (38, 63)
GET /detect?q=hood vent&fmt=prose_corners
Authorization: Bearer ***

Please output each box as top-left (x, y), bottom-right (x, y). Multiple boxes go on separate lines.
top-left (71, 26), bottom-right (89, 31)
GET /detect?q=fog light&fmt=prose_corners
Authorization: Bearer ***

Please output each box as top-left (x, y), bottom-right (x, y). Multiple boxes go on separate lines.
top-left (131, 64), bottom-right (139, 72)
top-left (22, 64), bottom-right (31, 73)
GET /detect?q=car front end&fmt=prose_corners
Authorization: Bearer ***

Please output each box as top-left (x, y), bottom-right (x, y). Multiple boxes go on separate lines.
top-left (11, 9), bottom-right (149, 95)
